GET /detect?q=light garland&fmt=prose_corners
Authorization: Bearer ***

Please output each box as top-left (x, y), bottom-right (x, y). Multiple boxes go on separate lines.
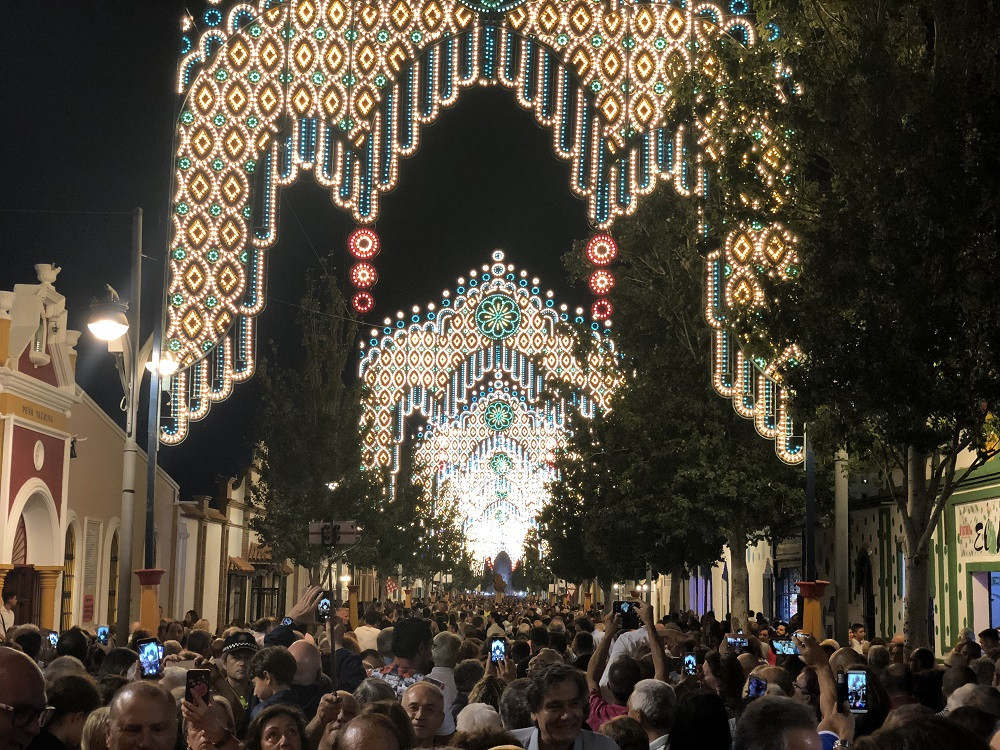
top-left (160, 0), bottom-right (804, 466)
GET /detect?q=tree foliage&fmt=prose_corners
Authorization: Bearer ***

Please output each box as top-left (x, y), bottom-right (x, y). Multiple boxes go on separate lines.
top-left (743, 0), bottom-right (1000, 646)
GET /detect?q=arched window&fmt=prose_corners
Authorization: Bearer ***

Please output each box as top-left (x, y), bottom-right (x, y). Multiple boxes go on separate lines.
top-left (60, 528), bottom-right (76, 632)
top-left (107, 532), bottom-right (120, 626)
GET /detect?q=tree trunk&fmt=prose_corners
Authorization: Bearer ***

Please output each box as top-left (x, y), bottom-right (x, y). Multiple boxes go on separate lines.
top-left (729, 527), bottom-right (750, 634)
top-left (903, 550), bottom-right (931, 649)
top-left (668, 566), bottom-right (683, 614)
top-left (601, 580), bottom-right (614, 614)
top-left (378, 573), bottom-right (387, 602)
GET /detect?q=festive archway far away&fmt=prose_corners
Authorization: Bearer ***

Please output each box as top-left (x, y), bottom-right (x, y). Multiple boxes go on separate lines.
top-left (161, 0), bottom-right (804, 464)
top-left (360, 249), bottom-right (619, 567)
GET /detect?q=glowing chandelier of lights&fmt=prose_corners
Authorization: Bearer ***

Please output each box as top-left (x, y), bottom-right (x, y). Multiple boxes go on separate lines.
top-left (162, 0), bottom-right (805, 465)
top-left (358, 249), bottom-right (620, 471)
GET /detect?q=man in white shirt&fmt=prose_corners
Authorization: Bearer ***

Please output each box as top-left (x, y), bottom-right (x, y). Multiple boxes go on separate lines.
top-left (354, 608), bottom-right (382, 652)
top-left (427, 631), bottom-right (461, 736)
top-left (0, 591), bottom-right (16, 639)
top-left (628, 679), bottom-right (676, 750)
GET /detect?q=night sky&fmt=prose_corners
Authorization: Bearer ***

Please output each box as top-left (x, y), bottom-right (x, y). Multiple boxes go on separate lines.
top-left (1, 2), bottom-right (594, 496)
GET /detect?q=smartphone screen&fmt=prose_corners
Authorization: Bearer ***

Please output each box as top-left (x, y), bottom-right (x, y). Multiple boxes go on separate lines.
top-left (683, 652), bottom-right (697, 676)
top-left (847, 670), bottom-right (868, 713)
top-left (48, 632), bottom-right (58, 648)
top-left (748, 675), bottom-right (767, 698)
top-left (726, 634), bottom-right (747, 654)
top-left (137, 638), bottom-right (163, 679)
top-left (185, 669), bottom-right (212, 703)
top-left (613, 601), bottom-right (640, 630)
top-left (97, 626), bottom-right (110, 646)
top-left (490, 637), bottom-right (506, 663)
top-left (317, 592), bottom-right (332, 622)
top-left (772, 638), bottom-right (799, 655)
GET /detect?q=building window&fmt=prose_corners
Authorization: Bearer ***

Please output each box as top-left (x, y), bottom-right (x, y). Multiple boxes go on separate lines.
top-left (107, 532), bottom-right (120, 626)
top-left (778, 568), bottom-right (800, 622)
top-left (226, 575), bottom-right (247, 626)
top-left (60, 529), bottom-right (75, 632)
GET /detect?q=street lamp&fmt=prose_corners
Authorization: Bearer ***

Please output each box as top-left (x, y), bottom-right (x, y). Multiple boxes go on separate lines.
top-left (87, 208), bottom-right (171, 644)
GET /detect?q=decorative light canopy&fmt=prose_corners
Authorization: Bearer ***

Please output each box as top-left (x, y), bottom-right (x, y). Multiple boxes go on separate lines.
top-left (161, 0), bottom-right (805, 465)
top-left (360, 249), bottom-right (619, 566)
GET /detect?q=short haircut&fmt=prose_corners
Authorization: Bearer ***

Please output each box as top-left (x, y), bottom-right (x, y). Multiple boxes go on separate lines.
top-left (455, 658), bottom-right (486, 693)
top-left (598, 715), bottom-right (647, 750)
top-left (377, 627), bottom-right (394, 656)
top-left (608, 655), bottom-right (642, 703)
top-left (13, 629), bottom-right (42, 660)
top-left (46, 674), bottom-right (101, 723)
top-left (525, 663), bottom-right (587, 713)
top-left (186, 629), bottom-right (213, 654)
top-left (882, 664), bottom-right (914, 695)
top-left (528, 627), bottom-right (549, 651)
top-left (56, 628), bottom-right (89, 663)
top-left (391, 617), bottom-right (432, 660)
top-left (249, 646), bottom-right (297, 686)
top-left (364, 608), bottom-right (380, 626)
top-left (733, 696), bottom-right (817, 750)
top-left (850, 623), bottom-right (864, 632)
top-left (340, 711), bottom-right (409, 750)
top-left (910, 647), bottom-right (935, 671)
top-left (629, 679), bottom-right (676, 731)
top-left (354, 677), bottom-right (398, 707)
top-left (432, 631), bottom-right (462, 667)
top-left (978, 628), bottom-right (999, 642)
top-left (970, 657), bottom-right (996, 686)
top-left (361, 700), bottom-right (416, 748)
top-left (108, 681), bottom-right (176, 723)
top-left (942, 666), bottom-right (977, 699)
top-left (2, 590), bottom-right (15, 604)
top-left (499, 678), bottom-right (533, 730)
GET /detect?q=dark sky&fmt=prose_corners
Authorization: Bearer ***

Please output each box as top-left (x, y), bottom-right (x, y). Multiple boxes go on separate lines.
top-left (1, 1), bottom-right (593, 496)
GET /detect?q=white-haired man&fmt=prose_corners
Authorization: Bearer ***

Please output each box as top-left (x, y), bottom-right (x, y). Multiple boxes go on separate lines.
top-left (628, 678), bottom-right (676, 750)
top-left (428, 631), bottom-right (461, 735)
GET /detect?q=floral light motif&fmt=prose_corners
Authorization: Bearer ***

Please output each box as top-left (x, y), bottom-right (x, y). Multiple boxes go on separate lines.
top-left (484, 400), bottom-right (516, 431)
top-left (490, 451), bottom-right (513, 475)
top-left (475, 294), bottom-right (522, 341)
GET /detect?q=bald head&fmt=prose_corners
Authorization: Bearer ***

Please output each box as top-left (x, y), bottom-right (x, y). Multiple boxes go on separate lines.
top-left (288, 639), bottom-right (323, 685)
top-left (337, 714), bottom-right (402, 750)
top-left (0, 647), bottom-right (46, 750)
top-left (107, 681), bottom-right (177, 750)
top-left (402, 681), bottom-right (445, 744)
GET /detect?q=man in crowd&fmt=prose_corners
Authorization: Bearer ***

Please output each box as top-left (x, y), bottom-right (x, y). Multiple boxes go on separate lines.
top-left (627, 679), bottom-right (676, 750)
top-left (428, 631), bottom-right (462, 735)
top-left (848, 623), bottom-right (870, 655)
top-left (220, 631), bottom-right (259, 714)
top-left (27, 674), bottom-right (101, 750)
top-left (354, 608), bottom-right (382, 652)
top-left (402, 681), bottom-right (446, 748)
top-left (106, 681), bottom-right (177, 750)
top-left (368, 617), bottom-right (435, 698)
top-left (0, 591), bottom-right (16, 639)
top-left (0, 647), bottom-right (46, 750)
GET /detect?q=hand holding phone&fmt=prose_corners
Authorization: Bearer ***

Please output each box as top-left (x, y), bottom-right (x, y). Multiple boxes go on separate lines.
top-left (613, 601), bottom-right (641, 631)
top-left (682, 652), bottom-right (697, 676)
top-left (185, 669), bottom-right (212, 703)
top-left (748, 675), bottom-right (767, 698)
top-left (846, 669), bottom-right (868, 714)
top-left (137, 638), bottom-right (163, 679)
top-left (47, 632), bottom-right (59, 648)
top-left (317, 592), bottom-right (332, 622)
top-left (97, 626), bottom-right (110, 646)
top-left (490, 637), bottom-right (506, 664)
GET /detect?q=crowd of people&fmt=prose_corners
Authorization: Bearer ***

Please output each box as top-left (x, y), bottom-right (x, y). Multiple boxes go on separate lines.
top-left (1, 585), bottom-right (998, 750)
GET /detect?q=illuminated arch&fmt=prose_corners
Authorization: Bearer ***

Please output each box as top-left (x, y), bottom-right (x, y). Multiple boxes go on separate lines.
top-left (358, 250), bottom-right (619, 470)
top-left (162, 0), bottom-right (804, 465)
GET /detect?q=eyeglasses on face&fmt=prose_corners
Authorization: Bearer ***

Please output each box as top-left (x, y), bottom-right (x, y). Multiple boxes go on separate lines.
top-left (0, 703), bottom-right (54, 729)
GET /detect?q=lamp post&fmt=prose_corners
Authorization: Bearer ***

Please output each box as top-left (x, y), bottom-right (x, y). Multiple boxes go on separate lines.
top-left (87, 208), bottom-right (176, 644)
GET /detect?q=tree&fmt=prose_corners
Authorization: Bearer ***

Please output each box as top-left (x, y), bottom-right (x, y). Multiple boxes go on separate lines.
top-left (743, 0), bottom-right (1000, 646)
top-left (248, 272), bottom-right (379, 573)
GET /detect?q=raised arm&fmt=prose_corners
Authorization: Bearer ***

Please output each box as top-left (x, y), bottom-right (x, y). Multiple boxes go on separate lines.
top-left (587, 611), bottom-right (620, 693)
top-left (639, 604), bottom-right (668, 682)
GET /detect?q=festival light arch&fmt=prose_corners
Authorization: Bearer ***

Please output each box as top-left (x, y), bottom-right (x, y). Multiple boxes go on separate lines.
top-left (161, 0), bottom-right (805, 464)
top-left (359, 249), bottom-right (614, 565)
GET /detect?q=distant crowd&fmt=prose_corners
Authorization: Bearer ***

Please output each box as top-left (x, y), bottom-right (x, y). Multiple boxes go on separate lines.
top-left (1, 585), bottom-right (998, 749)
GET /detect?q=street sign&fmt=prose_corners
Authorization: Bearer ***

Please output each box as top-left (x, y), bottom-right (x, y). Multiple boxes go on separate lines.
top-left (308, 520), bottom-right (359, 546)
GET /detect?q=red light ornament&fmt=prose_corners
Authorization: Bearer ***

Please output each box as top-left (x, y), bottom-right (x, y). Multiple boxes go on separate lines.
top-left (352, 292), bottom-right (374, 314)
top-left (588, 269), bottom-right (615, 295)
top-left (592, 298), bottom-right (613, 321)
top-left (348, 228), bottom-right (380, 259)
top-left (585, 234), bottom-right (618, 266)
top-left (350, 262), bottom-right (378, 288)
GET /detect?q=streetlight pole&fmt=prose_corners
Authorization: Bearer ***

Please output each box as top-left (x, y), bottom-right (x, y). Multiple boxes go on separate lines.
top-left (89, 208), bottom-right (174, 643)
